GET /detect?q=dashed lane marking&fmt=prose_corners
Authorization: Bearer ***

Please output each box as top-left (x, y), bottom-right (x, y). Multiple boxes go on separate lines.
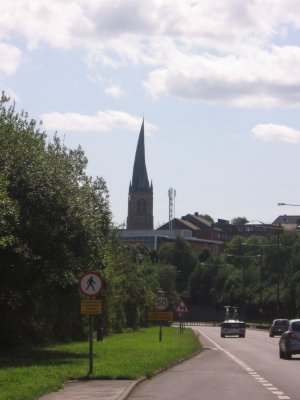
top-left (199, 329), bottom-right (291, 400)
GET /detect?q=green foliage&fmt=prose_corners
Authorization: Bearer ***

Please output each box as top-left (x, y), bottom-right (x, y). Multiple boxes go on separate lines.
top-left (187, 229), bottom-right (300, 321)
top-left (231, 217), bottom-right (249, 225)
top-left (0, 92), bottom-right (113, 348)
top-left (199, 214), bottom-right (214, 223)
top-left (157, 264), bottom-right (180, 307)
top-left (157, 236), bottom-right (199, 294)
top-left (102, 242), bottom-right (160, 332)
top-left (0, 174), bottom-right (19, 248)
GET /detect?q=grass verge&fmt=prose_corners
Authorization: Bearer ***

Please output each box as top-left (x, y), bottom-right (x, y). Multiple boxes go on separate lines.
top-left (0, 326), bottom-right (202, 400)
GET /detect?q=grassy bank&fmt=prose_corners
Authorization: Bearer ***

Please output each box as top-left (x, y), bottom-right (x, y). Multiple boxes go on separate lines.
top-left (0, 326), bottom-right (201, 400)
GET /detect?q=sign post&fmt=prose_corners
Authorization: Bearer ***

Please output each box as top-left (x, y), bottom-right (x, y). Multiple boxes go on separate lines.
top-left (79, 272), bottom-right (104, 375)
top-left (154, 293), bottom-right (169, 342)
top-left (176, 299), bottom-right (189, 333)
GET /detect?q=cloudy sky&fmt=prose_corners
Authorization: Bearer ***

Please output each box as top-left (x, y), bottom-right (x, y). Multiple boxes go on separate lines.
top-left (1, 0), bottom-right (300, 227)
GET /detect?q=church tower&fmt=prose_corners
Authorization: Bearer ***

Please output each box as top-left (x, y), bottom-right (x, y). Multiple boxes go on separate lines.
top-left (127, 119), bottom-right (153, 230)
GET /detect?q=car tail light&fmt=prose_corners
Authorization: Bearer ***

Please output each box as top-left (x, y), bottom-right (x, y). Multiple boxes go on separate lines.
top-left (288, 331), bottom-right (296, 339)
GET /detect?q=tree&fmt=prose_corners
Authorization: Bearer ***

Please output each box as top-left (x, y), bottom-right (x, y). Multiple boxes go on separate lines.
top-left (0, 93), bottom-right (113, 347)
top-left (157, 236), bottom-right (199, 294)
top-left (199, 214), bottom-right (214, 223)
top-left (231, 217), bottom-right (249, 225)
top-left (102, 242), bottom-right (159, 332)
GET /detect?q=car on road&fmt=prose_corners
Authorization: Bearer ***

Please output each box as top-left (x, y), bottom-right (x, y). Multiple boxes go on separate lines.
top-left (269, 319), bottom-right (289, 337)
top-left (279, 319), bottom-right (300, 359)
top-left (220, 321), bottom-right (246, 338)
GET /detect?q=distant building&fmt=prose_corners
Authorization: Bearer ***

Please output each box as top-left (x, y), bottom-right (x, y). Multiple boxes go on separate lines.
top-left (127, 119), bottom-right (153, 230)
top-left (157, 213), bottom-right (283, 244)
top-left (273, 215), bottom-right (300, 231)
top-left (119, 229), bottom-right (223, 252)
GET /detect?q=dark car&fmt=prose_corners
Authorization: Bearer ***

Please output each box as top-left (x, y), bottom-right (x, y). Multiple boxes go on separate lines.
top-left (279, 319), bottom-right (300, 359)
top-left (220, 321), bottom-right (246, 338)
top-left (269, 319), bottom-right (289, 337)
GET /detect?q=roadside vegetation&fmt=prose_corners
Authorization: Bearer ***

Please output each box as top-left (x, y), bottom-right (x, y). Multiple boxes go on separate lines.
top-left (0, 326), bottom-right (201, 400)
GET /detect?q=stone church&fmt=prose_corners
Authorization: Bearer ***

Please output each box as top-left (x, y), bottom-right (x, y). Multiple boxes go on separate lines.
top-left (127, 119), bottom-right (153, 230)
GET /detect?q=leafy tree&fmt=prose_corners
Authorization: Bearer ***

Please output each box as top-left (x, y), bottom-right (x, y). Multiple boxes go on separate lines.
top-left (157, 236), bottom-right (199, 294)
top-left (157, 264), bottom-right (179, 307)
top-left (102, 242), bottom-right (159, 332)
top-left (199, 214), bottom-right (214, 223)
top-left (0, 92), bottom-right (113, 347)
top-left (231, 217), bottom-right (249, 225)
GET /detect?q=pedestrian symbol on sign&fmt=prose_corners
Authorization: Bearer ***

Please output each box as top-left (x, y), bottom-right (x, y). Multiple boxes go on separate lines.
top-left (79, 272), bottom-right (104, 297)
top-left (86, 276), bottom-right (96, 291)
top-left (176, 299), bottom-right (189, 313)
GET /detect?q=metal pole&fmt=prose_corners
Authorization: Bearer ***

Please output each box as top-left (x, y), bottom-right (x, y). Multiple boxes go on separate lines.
top-left (260, 248), bottom-right (263, 325)
top-left (159, 322), bottom-right (162, 342)
top-left (276, 228), bottom-right (280, 316)
top-left (89, 315), bottom-right (94, 375)
top-left (242, 262), bottom-right (246, 321)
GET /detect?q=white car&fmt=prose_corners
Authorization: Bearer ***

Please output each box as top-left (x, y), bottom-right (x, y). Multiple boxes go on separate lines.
top-left (220, 320), bottom-right (246, 338)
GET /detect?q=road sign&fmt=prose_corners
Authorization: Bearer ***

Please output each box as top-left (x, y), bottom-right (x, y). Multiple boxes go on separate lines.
top-left (81, 299), bottom-right (102, 315)
top-left (148, 311), bottom-right (173, 321)
top-left (79, 272), bottom-right (104, 297)
top-left (176, 299), bottom-right (189, 313)
top-left (154, 295), bottom-right (169, 311)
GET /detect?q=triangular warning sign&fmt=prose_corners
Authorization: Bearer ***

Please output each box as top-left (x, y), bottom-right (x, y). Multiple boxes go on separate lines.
top-left (176, 299), bottom-right (189, 313)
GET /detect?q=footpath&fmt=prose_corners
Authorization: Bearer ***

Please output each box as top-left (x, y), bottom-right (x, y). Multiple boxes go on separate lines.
top-left (39, 379), bottom-right (142, 400)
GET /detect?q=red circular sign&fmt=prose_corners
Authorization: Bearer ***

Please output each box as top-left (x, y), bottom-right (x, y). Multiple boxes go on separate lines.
top-left (79, 272), bottom-right (104, 297)
top-left (154, 295), bottom-right (169, 311)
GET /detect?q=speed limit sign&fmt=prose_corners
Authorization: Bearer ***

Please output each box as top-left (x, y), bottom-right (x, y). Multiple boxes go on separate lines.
top-left (154, 295), bottom-right (169, 311)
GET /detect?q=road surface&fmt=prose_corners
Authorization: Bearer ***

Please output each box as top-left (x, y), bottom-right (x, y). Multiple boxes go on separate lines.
top-left (128, 324), bottom-right (299, 400)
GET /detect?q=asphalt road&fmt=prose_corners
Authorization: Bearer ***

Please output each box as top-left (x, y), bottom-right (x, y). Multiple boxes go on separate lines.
top-left (127, 325), bottom-right (299, 400)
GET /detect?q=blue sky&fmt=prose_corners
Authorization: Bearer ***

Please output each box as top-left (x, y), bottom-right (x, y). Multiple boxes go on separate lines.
top-left (2, 0), bottom-right (300, 227)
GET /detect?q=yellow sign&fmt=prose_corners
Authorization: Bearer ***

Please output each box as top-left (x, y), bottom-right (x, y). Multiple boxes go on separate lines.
top-left (148, 311), bottom-right (173, 321)
top-left (81, 299), bottom-right (102, 315)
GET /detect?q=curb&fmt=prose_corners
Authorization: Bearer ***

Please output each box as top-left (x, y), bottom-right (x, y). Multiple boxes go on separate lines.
top-left (119, 329), bottom-right (203, 399)
top-left (117, 378), bottom-right (146, 400)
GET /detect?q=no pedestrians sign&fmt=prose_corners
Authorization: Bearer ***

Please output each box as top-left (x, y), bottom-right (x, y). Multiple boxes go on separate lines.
top-left (79, 272), bottom-right (104, 297)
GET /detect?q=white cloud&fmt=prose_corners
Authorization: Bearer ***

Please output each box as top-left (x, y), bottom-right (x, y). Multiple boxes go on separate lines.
top-left (143, 45), bottom-right (300, 107)
top-left (3, 0), bottom-right (300, 107)
top-left (40, 110), bottom-right (157, 134)
top-left (105, 85), bottom-right (124, 98)
top-left (0, 42), bottom-right (22, 76)
top-left (252, 123), bottom-right (300, 143)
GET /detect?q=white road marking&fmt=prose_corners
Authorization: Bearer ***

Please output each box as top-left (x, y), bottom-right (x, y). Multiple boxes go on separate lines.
top-left (199, 329), bottom-right (291, 400)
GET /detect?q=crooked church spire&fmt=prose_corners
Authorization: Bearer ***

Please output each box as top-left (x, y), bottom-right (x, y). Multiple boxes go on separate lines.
top-left (130, 119), bottom-right (152, 193)
top-left (127, 119), bottom-right (153, 230)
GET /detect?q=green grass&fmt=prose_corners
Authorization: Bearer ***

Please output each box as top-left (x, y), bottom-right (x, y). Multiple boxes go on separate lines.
top-left (0, 326), bottom-right (202, 400)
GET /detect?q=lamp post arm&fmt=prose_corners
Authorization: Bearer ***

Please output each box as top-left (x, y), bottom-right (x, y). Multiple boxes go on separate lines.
top-left (278, 202), bottom-right (300, 206)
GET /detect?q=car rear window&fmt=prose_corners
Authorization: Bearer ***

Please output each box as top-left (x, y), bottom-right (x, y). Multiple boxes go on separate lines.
top-left (222, 323), bottom-right (245, 328)
top-left (292, 322), bottom-right (300, 332)
top-left (274, 320), bottom-right (288, 326)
